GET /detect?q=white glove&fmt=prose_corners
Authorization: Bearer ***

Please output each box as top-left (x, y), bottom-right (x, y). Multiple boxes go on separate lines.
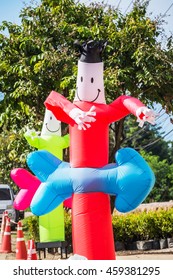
top-left (24, 127), bottom-right (39, 138)
top-left (69, 106), bottom-right (96, 130)
top-left (136, 107), bottom-right (157, 127)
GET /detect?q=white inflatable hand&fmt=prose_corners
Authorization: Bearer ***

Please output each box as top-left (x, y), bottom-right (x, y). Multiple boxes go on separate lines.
top-left (69, 106), bottom-right (96, 130)
top-left (85, 105), bottom-right (96, 117)
top-left (83, 105), bottom-right (96, 123)
top-left (136, 107), bottom-right (157, 127)
top-left (78, 123), bottom-right (91, 131)
top-left (25, 127), bottom-right (39, 138)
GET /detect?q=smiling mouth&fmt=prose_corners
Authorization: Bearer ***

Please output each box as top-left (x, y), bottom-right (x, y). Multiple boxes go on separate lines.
top-left (76, 88), bottom-right (100, 102)
top-left (45, 124), bottom-right (60, 133)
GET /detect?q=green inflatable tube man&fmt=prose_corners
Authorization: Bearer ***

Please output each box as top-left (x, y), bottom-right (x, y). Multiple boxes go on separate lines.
top-left (24, 108), bottom-right (70, 242)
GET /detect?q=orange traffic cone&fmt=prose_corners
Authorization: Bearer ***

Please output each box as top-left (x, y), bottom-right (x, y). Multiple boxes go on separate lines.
top-left (0, 211), bottom-right (7, 244)
top-left (0, 217), bottom-right (11, 253)
top-left (27, 240), bottom-right (37, 260)
top-left (16, 221), bottom-right (27, 260)
top-left (3, 210), bottom-right (8, 221)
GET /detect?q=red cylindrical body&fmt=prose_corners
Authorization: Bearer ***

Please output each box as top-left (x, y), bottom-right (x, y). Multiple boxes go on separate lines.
top-left (45, 92), bottom-right (145, 260)
top-left (72, 193), bottom-right (116, 260)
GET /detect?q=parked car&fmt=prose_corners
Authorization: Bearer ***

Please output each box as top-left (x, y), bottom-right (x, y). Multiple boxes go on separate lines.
top-left (0, 184), bottom-right (24, 230)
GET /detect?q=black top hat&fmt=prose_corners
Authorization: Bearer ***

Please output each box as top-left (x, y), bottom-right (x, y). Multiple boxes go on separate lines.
top-left (74, 40), bottom-right (107, 63)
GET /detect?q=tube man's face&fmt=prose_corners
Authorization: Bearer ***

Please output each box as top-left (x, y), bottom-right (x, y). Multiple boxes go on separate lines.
top-left (41, 109), bottom-right (61, 136)
top-left (74, 61), bottom-right (106, 104)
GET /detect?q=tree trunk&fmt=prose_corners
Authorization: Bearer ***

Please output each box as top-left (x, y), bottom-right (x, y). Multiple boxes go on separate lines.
top-left (109, 118), bottom-right (125, 213)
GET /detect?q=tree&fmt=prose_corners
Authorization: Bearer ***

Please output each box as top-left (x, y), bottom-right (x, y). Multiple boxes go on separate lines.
top-left (140, 150), bottom-right (173, 202)
top-left (116, 116), bottom-right (173, 202)
top-left (0, 0), bottom-right (173, 193)
top-left (121, 115), bottom-right (173, 162)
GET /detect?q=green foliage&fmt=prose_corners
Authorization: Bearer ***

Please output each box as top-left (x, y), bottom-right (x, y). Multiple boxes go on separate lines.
top-left (140, 150), bottom-right (173, 202)
top-left (22, 208), bottom-right (173, 246)
top-left (0, 0), bottom-right (173, 201)
top-left (64, 210), bottom-right (72, 245)
top-left (112, 208), bottom-right (173, 243)
top-left (0, 129), bottom-right (35, 189)
top-left (123, 116), bottom-right (173, 163)
top-left (21, 210), bottom-right (72, 244)
top-left (118, 116), bottom-right (173, 203)
top-left (22, 215), bottom-right (40, 242)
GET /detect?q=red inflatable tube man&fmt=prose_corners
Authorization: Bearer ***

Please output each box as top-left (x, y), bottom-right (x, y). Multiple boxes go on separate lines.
top-left (45, 40), bottom-right (156, 260)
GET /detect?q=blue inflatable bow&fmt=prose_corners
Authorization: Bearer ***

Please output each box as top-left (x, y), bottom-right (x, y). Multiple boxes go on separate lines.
top-left (27, 148), bottom-right (155, 215)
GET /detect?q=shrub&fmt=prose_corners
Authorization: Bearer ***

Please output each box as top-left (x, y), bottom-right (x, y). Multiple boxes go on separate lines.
top-left (64, 210), bottom-right (72, 246)
top-left (22, 208), bottom-right (173, 246)
top-left (22, 211), bottom-right (72, 244)
top-left (113, 208), bottom-right (173, 243)
top-left (22, 215), bottom-right (39, 242)
top-left (152, 209), bottom-right (173, 239)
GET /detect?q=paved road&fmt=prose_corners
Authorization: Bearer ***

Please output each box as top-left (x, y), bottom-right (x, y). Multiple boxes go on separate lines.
top-left (1, 249), bottom-right (173, 260)
top-left (117, 254), bottom-right (173, 260)
top-left (117, 248), bottom-right (173, 259)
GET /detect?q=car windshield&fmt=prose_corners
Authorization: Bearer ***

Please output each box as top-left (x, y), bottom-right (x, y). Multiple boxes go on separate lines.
top-left (0, 189), bottom-right (11, 200)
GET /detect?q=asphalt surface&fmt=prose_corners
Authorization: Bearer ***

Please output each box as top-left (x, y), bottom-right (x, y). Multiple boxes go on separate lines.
top-left (0, 246), bottom-right (173, 260)
top-left (117, 249), bottom-right (173, 260)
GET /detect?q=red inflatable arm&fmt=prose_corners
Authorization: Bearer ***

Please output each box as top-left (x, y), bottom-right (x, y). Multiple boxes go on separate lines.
top-left (45, 91), bottom-right (75, 125)
top-left (45, 91), bottom-right (146, 168)
top-left (107, 95), bottom-right (146, 123)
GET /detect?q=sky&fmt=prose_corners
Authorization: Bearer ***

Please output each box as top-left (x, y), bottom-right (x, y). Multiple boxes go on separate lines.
top-left (0, 0), bottom-right (173, 141)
